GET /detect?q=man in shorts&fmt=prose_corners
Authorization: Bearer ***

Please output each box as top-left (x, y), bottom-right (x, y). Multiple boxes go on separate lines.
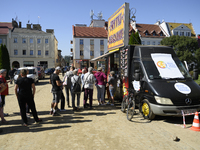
top-left (50, 67), bottom-right (62, 116)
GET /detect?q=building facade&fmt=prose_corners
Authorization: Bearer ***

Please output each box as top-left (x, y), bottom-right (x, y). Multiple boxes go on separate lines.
top-left (72, 20), bottom-right (107, 69)
top-left (6, 20), bottom-right (57, 68)
top-left (0, 22), bottom-right (12, 47)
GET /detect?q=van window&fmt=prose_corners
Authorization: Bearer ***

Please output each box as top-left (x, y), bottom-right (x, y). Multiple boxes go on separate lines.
top-left (131, 61), bottom-right (144, 80)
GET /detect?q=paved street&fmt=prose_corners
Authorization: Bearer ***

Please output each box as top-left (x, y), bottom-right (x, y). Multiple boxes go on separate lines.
top-left (0, 75), bottom-right (200, 150)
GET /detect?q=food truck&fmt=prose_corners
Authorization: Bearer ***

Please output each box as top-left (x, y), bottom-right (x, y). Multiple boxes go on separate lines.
top-left (91, 3), bottom-right (200, 119)
top-left (119, 45), bottom-right (200, 119)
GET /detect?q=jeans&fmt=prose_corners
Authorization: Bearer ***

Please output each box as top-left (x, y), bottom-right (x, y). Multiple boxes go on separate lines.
top-left (18, 95), bottom-right (39, 124)
top-left (71, 93), bottom-right (80, 108)
top-left (64, 86), bottom-right (71, 106)
top-left (84, 89), bottom-right (93, 108)
top-left (97, 85), bottom-right (105, 102)
top-left (60, 91), bottom-right (65, 109)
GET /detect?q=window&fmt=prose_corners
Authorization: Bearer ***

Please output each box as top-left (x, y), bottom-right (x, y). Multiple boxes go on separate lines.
top-left (0, 39), bottom-right (2, 44)
top-left (145, 32), bottom-right (148, 35)
top-left (147, 41), bottom-right (150, 45)
top-left (37, 39), bottom-right (41, 44)
top-left (90, 51), bottom-right (94, 56)
top-left (174, 31), bottom-right (178, 36)
top-left (22, 50), bottom-right (26, 55)
top-left (80, 39), bottom-right (83, 45)
top-left (186, 32), bottom-right (190, 36)
top-left (152, 41), bottom-right (155, 45)
top-left (80, 50), bottom-right (83, 56)
top-left (100, 51), bottom-right (104, 55)
top-left (22, 38), bottom-right (26, 43)
top-left (14, 38), bottom-right (17, 43)
top-left (180, 32), bottom-right (184, 36)
top-left (158, 42), bottom-right (160, 45)
top-left (45, 39), bottom-right (48, 44)
top-left (14, 50), bottom-right (18, 55)
top-left (141, 41), bottom-right (145, 45)
top-left (45, 50), bottom-right (49, 56)
top-left (90, 39), bottom-right (94, 45)
top-left (160, 33), bottom-right (163, 36)
top-left (153, 32), bottom-right (156, 36)
top-left (30, 38), bottom-right (33, 43)
top-left (38, 50), bottom-right (41, 55)
top-left (30, 50), bottom-right (33, 55)
top-left (100, 40), bottom-right (104, 45)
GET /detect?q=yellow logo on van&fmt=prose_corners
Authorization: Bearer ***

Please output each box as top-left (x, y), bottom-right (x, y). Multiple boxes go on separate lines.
top-left (157, 61), bottom-right (166, 69)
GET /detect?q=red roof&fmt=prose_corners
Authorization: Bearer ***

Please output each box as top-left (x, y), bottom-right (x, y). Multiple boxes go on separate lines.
top-left (73, 25), bottom-right (107, 38)
top-left (0, 22), bottom-right (12, 35)
top-left (136, 24), bottom-right (165, 38)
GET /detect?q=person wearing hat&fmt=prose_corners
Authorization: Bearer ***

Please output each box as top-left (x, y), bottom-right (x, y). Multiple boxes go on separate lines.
top-left (0, 69), bottom-right (11, 116)
top-left (107, 71), bottom-right (117, 106)
top-left (83, 67), bottom-right (95, 109)
top-left (49, 66), bottom-right (62, 116)
top-left (94, 67), bottom-right (107, 105)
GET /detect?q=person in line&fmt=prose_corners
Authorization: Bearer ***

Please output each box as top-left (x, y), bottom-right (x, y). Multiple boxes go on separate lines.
top-left (107, 71), bottom-right (116, 106)
top-left (0, 81), bottom-right (7, 124)
top-left (83, 67), bottom-right (95, 109)
top-left (71, 69), bottom-right (81, 111)
top-left (94, 67), bottom-right (107, 105)
top-left (8, 68), bottom-right (16, 84)
top-left (50, 67), bottom-right (62, 116)
top-left (0, 69), bottom-right (11, 116)
top-left (63, 66), bottom-right (75, 108)
top-left (60, 81), bottom-right (66, 111)
top-left (15, 69), bottom-right (42, 126)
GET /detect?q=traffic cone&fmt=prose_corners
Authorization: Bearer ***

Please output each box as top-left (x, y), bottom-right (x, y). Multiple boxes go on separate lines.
top-left (190, 112), bottom-right (200, 131)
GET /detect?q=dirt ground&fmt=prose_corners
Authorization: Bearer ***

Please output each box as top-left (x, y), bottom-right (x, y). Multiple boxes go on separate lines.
top-left (0, 75), bottom-right (200, 150)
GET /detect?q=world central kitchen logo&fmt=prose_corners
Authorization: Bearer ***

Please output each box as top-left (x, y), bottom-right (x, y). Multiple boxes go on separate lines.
top-left (156, 61), bottom-right (176, 69)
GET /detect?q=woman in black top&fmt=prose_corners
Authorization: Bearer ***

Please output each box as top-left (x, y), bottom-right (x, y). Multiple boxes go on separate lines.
top-left (15, 69), bottom-right (42, 126)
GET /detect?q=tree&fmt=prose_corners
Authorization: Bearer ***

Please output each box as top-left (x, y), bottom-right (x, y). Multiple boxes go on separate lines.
top-left (0, 44), bottom-right (11, 78)
top-left (160, 35), bottom-right (199, 70)
top-left (129, 31), bottom-right (141, 45)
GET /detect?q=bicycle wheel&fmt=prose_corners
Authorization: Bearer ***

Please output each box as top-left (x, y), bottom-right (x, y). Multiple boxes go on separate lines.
top-left (127, 100), bottom-right (135, 121)
top-left (121, 95), bottom-right (128, 113)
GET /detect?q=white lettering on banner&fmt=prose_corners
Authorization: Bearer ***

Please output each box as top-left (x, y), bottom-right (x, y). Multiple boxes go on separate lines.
top-left (151, 53), bottom-right (184, 79)
top-left (174, 83), bottom-right (191, 94)
top-left (132, 81), bottom-right (140, 91)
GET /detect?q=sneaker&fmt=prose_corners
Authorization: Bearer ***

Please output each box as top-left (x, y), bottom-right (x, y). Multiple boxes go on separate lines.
top-left (101, 103), bottom-right (106, 106)
top-left (49, 110), bottom-right (53, 115)
top-left (4, 113), bottom-right (9, 117)
top-left (98, 102), bottom-right (100, 106)
top-left (111, 104), bottom-right (114, 106)
top-left (22, 123), bottom-right (28, 127)
top-left (35, 119), bottom-right (42, 124)
top-left (107, 102), bottom-right (110, 105)
top-left (60, 109), bottom-right (66, 111)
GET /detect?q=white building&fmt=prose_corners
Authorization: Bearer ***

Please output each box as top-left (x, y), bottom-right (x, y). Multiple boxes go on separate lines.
top-left (6, 20), bottom-right (57, 68)
top-left (72, 20), bottom-right (108, 69)
top-left (130, 21), bottom-right (165, 45)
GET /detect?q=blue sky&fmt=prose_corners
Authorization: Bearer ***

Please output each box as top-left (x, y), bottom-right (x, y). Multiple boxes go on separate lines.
top-left (1, 0), bottom-right (199, 56)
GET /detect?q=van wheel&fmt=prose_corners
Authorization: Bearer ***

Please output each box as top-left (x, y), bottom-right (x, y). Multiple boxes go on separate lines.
top-left (140, 99), bottom-right (155, 120)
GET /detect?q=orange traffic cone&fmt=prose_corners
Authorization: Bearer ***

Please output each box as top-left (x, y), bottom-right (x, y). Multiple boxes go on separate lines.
top-left (190, 112), bottom-right (200, 132)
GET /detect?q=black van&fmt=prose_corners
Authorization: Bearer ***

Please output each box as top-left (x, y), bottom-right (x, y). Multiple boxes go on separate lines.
top-left (120, 45), bottom-right (200, 119)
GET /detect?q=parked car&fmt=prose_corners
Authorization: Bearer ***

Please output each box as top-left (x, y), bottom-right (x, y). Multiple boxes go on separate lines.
top-left (14, 67), bottom-right (39, 83)
top-left (36, 66), bottom-right (45, 79)
top-left (45, 68), bottom-right (55, 75)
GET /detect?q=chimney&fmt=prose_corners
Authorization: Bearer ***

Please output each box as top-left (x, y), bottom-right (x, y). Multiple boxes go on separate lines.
top-left (19, 22), bottom-right (22, 28)
top-left (27, 24), bottom-right (32, 29)
top-left (46, 29), bottom-right (54, 34)
top-left (33, 24), bottom-right (41, 30)
top-left (155, 20), bottom-right (160, 25)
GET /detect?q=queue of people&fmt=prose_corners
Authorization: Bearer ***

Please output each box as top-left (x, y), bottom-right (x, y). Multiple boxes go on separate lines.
top-left (0, 65), bottom-right (117, 132)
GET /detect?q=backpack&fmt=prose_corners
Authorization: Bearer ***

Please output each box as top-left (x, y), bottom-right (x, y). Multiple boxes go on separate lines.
top-left (63, 72), bottom-right (73, 88)
top-left (71, 76), bottom-right (81, 93)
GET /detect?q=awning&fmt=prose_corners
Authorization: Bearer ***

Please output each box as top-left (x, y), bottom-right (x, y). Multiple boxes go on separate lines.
top-left (90, 48), bottom-right (119, 61)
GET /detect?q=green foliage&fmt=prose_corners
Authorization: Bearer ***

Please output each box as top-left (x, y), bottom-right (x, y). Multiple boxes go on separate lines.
top-left (0, 44), bottom-right (11, 78)
top-left (129, 31), bottom-right (141, 45)
top-left (161, 35), bottom-right (199, 70)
